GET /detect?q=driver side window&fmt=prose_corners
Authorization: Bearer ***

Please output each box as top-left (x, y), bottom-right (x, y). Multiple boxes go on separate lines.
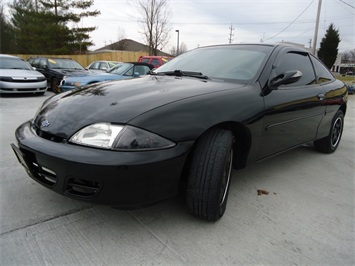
top-left (124, 67), bottom-right (134, 76)
top-left (276, 52), bottom-right (316, 87)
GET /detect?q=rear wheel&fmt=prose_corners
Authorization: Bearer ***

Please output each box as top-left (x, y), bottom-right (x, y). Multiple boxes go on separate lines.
top-left (314, 110), bottom-right (344, 153)
top-left (186, 128), bottom-right (234, 221)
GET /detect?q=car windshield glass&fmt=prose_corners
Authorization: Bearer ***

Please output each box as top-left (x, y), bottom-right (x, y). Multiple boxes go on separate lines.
top-left (0, 58), bottom-right (32, 70)
top-left (108, 63), bottom-right (133, 75)
top-left (108, 62), bottom-right (120, 68)
top-left (48, 58), bottom-right (84, 70)
top-left (161, 57), bottom-right (173, 64)
top-left (156, 45), bottom-right (273, 81)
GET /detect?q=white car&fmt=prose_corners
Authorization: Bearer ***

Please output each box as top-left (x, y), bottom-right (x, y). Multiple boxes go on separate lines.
top-left (86, 60), bottom-right (122, 72)
top-left (0, 54), bottom-right (47, 95)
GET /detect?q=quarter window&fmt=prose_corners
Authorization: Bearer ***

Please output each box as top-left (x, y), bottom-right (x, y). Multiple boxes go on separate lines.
top-left (276, 52), bottom-right (316, 87)
top-left (310, 55), bottom-right (334, 84)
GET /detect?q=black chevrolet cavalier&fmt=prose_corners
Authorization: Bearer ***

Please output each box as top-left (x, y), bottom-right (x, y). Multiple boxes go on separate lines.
top-left (12, 44), bottom-right (348, 221)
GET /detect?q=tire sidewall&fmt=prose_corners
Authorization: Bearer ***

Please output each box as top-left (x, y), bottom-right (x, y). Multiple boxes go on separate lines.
top-left (329, 110), bottom-right (344, 152)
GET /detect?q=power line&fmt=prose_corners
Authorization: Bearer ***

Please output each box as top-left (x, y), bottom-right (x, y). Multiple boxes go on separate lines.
top-left (338, 0), bottom-right (355, 9)
top-left (264, 0), bottom-right (316, 42)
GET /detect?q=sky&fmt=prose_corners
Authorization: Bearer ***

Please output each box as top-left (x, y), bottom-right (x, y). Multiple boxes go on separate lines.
top-left (2, 0), bottom-right (355, 53)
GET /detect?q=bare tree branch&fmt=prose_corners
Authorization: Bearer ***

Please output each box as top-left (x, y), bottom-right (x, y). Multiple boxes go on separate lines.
top-left (137, 0), bottom-right (171, 55)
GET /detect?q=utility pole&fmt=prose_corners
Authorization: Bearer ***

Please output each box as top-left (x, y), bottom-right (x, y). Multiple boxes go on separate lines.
top-left (175, 30), bottom-right (180, 55)
top-left (312, 0), bottom-right (322, 55)
top-left (54, 0), bottom-right (58, 16)
top-left (228, 24), bottom-right (235, 44)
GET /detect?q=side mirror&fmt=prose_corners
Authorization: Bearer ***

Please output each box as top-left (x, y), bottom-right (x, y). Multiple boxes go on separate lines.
top-left (133, 72), bottom-right (140, 77)
top-left (270, 70), bottom-right (302, 89)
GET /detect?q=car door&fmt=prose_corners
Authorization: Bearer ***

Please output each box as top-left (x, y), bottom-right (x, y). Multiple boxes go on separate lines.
top-left (258, 49), bottom-right (326, 159)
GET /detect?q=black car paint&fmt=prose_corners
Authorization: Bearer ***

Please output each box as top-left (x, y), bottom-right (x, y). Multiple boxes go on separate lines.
top-left (14, 44), bottom-right (348, 208)
top-left (28, 57), bottom-right (89, 91)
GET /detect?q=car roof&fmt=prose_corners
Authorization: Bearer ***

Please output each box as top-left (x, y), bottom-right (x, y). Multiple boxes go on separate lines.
top-left (29, 56), bottom-right (75, 60)
top-left (197, 43), bottom-right (309, 53)
top-left (140, 56), bottom-right (173, 58)
top-left (0, 54), bottom-right (22, 59)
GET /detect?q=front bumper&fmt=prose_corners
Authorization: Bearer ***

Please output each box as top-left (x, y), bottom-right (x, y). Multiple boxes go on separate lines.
top-left (13, 121), bottom-right (193, 208)
top-left (0, 80), bottom-right (47, 94)
top-left (59, 85), bottom-right (76, 92)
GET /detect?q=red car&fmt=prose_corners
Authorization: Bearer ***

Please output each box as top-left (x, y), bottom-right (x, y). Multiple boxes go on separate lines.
top-left (138, 55), bottom-right (173, 68)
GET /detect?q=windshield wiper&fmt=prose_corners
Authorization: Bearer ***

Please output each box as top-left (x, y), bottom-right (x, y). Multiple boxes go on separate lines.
top-left (152, 70), bottom-right (208, 79)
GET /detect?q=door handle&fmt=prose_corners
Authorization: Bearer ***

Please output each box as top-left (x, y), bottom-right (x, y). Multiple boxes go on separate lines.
top-left (317, 93), bottom-right (325, 100)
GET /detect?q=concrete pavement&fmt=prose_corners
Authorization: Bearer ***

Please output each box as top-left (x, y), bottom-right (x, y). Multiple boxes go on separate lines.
top-left (1, 92), bottom-right (354, 265)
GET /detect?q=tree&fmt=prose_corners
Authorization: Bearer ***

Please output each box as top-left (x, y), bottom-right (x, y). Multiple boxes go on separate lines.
top-left (9, 0), bottom-right (100, 54)
top-left (317, 23), bottom-right (340, 69)
top-left (341, 49), bottom-right (355, 63)
top-left (137, 0), bottom-right (171, 55)
top-left (170, 42), bottom-right (188, 56)
top-left (39, 0), bottom-right (100, 53)
top-left (0, 0), bottom-right (16, 53)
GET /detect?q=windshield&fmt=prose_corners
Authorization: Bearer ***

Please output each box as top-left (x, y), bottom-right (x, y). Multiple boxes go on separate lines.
top-left (108, 63), bottom-right (133, 75)
top-left (48, 58), bottom-right (84, 70)
top-left (156, 45), bottom-right (273, 81)
top-left (0, 57), bottom-right (33, 70)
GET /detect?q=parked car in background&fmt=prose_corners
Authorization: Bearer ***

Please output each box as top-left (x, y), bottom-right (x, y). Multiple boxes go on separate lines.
top-left (12, 44), bottom-right (347, 221)
top-left (346, 83), bottom-right (355, 94)
top-left (0, 54), bottom-right (47, 95)
top-left (59, 62), bottom-right (153, 92)
top-left (138, 55), bottom-right (173, 68)
top-left (27, 57), bottom-right (89, 93)
top-left (86, 60), bottom-right (121, 72)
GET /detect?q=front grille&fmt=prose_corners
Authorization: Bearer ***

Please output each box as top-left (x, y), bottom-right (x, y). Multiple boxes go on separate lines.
top-left (21, 149), bottom-right (57, 187)
top-left (1, 87), bottom-right (46, 92)
top-left (65, 178), bottom-right (102, 198)
top-left (0, 77), bottom-right (46, 82)
top-left (35, 128), bottom-right (66, 143)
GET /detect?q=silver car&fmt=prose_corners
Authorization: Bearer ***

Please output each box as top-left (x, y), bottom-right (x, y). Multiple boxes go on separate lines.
top-left (0, 54), bottom-right (47, 95)
top-left (86, 60), bottom-right (122, 72)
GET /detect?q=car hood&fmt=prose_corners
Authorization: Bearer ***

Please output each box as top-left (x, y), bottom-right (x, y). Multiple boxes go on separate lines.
top-left (65, 73), bottom-right (122, 83)
top-left (1, 69), bottom-right (44, 78)
top-left (34, 76), bottom-right (246, 138)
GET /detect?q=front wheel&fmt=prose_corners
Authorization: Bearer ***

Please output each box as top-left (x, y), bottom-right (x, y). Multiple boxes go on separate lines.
top-left (314, 110), bottom-right (344, 153)
top-left (186, 128), bottom-right (234, 221)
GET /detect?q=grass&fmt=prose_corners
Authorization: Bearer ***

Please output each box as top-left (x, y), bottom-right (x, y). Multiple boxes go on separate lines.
top-left (336, 75), bottom-right (355, 84)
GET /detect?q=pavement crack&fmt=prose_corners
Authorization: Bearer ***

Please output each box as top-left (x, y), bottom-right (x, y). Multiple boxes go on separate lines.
top-left (127, 211), bottom-right (187, 263)
top-left (0, 205), bottom-right (94, 237)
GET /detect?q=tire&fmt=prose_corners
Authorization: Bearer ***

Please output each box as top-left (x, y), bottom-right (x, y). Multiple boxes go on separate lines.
top-left (314, 110), bottom-right (344, 153)
top-left (186, 128), bottom-right (234, 221)
top-left (51, 78), bottom-right (61, 93)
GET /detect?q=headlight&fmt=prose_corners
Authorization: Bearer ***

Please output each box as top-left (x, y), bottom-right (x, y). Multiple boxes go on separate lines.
top-left (65, 81), bottom-right (81, 86)
top-left (70, 123), bottom-right (123, 149)
top-left (70, 123), bottom-right (175, 151)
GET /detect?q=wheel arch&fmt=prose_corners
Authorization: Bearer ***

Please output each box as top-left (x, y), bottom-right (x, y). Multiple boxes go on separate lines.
top-left (339, 102), bottom-right (347, 116)
top-left (185, 121), bottom-right (251, 171)
top-left (213, 121), bottom-right (251, 170)
top-left (179, 121), bottom-right (251, 192)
